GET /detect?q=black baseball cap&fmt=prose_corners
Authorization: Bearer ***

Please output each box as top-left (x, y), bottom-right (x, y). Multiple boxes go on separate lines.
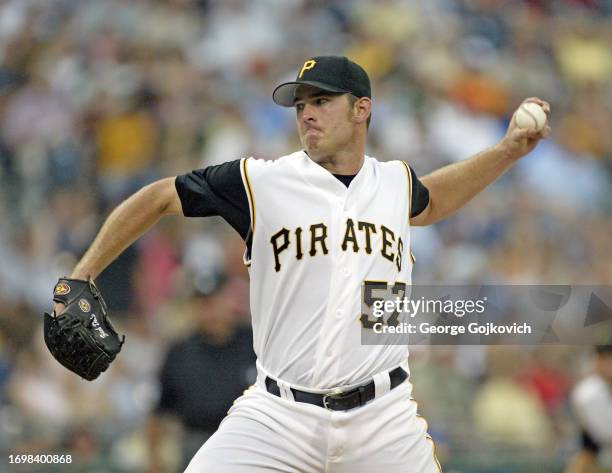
top-left (273, 56), bottom-right (371, 107)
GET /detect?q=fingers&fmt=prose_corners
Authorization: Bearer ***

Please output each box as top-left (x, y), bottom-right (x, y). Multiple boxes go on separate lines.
top-left (514, 128), bottom-right (536, 141)
top-left (53, 302), bottom-right (66, 317)
top-left (523, 97), bottom-right (550, 114)
top-left (529, 123), bottom-right (551, 139)
top-left (516, 97), bottom-right (552, 139)
top-left (513, 124), bottom-right (550, 141)
top-left (524, 128), bottom-right (548, 140)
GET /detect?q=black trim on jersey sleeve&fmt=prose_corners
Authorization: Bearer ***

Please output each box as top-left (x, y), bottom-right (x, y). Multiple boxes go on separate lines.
top-left (410, 167), bottom-right (430, 218)
top-left (175, 159), bottom-right (250, 240)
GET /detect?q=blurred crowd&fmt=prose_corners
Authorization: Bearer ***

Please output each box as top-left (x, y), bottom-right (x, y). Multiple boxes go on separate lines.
top-left (0, 0), bottom-right (610, 471)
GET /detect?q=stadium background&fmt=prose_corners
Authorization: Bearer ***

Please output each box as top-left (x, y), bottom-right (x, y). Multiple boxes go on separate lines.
top-left (0, 0), bottom-right (610, 472)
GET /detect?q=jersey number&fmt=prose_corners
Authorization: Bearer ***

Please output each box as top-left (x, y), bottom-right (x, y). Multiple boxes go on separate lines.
top-left (360, 281), bottom-right (407, 329)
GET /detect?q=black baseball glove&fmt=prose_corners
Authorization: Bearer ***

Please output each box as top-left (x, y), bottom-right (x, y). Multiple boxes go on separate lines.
top-left (44, 278), bottom-right (125, 380)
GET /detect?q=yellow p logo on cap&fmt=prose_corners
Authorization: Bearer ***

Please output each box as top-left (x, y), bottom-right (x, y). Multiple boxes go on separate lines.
top-left (299, 60), bottom-right (316, 78)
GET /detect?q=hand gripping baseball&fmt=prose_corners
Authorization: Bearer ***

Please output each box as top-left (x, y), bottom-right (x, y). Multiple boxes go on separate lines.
top-left (44, 278), bottom-right (125, 380)
top-left (501, 97), bottom-right (551, 159)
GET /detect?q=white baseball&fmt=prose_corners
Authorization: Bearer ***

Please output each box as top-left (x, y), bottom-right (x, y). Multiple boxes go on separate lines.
top-left (515, 102), bottom-right (547, 131)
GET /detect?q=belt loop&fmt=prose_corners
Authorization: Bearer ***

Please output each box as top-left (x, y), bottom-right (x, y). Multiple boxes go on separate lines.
top-left (276, 379), bottom-right (295, 402)
top-left (358, 386), bottom-right (366, 405)
top-left (373, 371), bottom-right (391, 399)
top-left (257, 370), bottom-right (268, 390)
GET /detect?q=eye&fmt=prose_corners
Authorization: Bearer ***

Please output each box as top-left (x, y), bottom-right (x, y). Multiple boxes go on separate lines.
top-left (316, 97), bottom-right (329, 105)
top-left (295, 103), bottom-right (304, 112)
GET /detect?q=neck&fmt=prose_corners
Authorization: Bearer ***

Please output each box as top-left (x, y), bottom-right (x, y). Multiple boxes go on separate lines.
top-left (316, 151), bottom-right (364, 175)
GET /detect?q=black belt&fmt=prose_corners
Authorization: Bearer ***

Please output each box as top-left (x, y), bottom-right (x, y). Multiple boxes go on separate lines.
top-left (265, 367), bottom-right (407, 411)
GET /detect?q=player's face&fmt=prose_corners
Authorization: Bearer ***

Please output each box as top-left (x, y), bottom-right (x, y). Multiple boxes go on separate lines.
top-left (294, 86), bottom-right (357, 161)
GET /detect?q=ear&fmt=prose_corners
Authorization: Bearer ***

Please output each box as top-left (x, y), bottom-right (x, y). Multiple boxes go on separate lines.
top-left (353, 97), bottom-right (372, 125)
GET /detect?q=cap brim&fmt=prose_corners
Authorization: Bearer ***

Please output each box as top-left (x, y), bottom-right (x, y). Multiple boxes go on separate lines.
top-left (272, 81), bottom-right (350, 107)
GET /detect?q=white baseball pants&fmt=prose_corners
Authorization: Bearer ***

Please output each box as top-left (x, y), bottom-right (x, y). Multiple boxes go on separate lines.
top-left (184, 375), bottom-right (442, 473)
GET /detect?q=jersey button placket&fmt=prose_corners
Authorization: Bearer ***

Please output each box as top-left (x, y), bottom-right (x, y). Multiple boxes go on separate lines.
top-left (334, 199), bottom-right (351, 324)
top-left (312, 191), bottom-right (345, 382)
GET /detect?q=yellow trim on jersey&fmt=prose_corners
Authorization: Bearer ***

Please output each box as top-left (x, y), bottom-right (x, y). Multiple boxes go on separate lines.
top-left (241, 158), bottom-right (256, 234)
top-left (426, 436), bottom-right (444, 473)
top-left (400, 161), bottom-right (412, 221)
top-left (241, 158), bottom-right (255, 267)
top-left (400, 161), bottom-right (416, 265)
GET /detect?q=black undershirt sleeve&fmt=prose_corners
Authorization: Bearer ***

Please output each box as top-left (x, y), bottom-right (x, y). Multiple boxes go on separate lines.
top-left (409, 167), bottom-right (430, 218)
top-left (175, 159), bottom-right (250, 240)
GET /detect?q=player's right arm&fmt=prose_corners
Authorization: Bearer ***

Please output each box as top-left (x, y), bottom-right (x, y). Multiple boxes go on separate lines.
top-left (55, 159), bottom-right (249, 315)
top-left (71, 177), bottom-right (181, 281)
top-left (69, 158), bottom-right (251, 283)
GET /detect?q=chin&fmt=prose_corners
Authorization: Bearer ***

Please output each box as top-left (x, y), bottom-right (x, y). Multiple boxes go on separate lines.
top-left (304, 137), bottom-right (325, 153)
top-left (305, 143), bottom-right (322, 158)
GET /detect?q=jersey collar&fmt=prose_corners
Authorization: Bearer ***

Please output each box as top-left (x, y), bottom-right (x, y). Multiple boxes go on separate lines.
top-left (297, 150), bottom-right (372, 197)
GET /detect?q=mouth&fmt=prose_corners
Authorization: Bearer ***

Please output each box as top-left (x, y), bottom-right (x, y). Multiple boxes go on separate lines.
top-left (304, 127), bottom-right (322, 136)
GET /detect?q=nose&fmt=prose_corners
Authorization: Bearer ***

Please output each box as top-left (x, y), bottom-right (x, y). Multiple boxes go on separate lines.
top-left (301, 103), bottom-right (316, 123)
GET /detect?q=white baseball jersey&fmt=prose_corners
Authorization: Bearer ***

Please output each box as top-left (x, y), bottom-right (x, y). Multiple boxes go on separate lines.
top-left (240, 151), bottom-right (414, 390)
top-left (176, 150), bottom-right (440, 473)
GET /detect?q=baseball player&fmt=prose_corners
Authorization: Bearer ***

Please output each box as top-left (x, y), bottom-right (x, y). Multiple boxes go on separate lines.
top-left (565, 346), bottom-right (612, 473)
top-left (47, 56), bottom-right (550, 472)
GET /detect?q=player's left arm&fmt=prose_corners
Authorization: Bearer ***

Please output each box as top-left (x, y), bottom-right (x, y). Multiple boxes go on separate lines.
top-left (411, 98), bottom-right (550, 227)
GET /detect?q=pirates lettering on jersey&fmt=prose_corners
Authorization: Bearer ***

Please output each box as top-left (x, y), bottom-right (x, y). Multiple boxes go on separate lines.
top-left (270, 219), bottom-right (404, 272)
